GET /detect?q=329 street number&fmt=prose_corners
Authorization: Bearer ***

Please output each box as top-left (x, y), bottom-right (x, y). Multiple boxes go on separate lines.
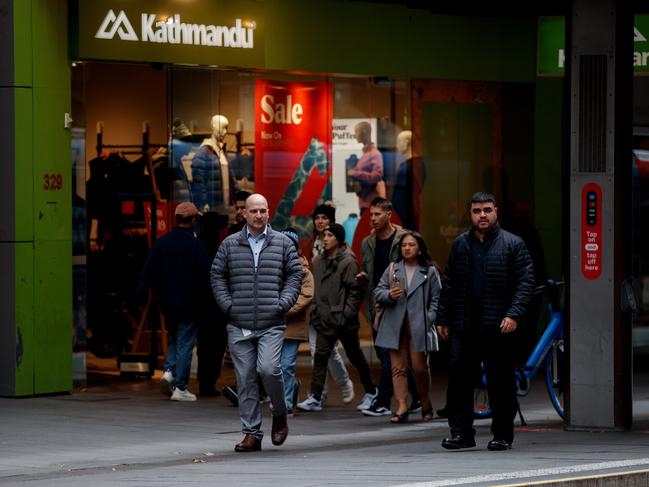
top-left (43, 173), bottom-right (63, 190)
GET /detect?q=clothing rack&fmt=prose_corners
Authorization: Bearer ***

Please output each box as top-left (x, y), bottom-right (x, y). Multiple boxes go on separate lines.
top-left (96, 121), bottom-right (168, 198)
top-left (96, 121), bottom-right (166, 157)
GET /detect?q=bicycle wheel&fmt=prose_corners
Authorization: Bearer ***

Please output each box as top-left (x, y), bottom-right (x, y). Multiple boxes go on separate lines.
top-left (545, 339), bottom-right (565, 418)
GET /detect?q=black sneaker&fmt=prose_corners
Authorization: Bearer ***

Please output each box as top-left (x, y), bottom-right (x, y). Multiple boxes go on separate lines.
top-left (441, 435), bottom-right (476, 450)
top-left (361, 400), bottom-right (392, 417)
top-left (222, 385), bottom-right (239, 407)
top-left (487, 438), bottom-right (512, 451)
top-left (436, 406), bottom-right (449, 418)
top-left (199, 387), bottom-right (221, 397)
top-left (409, 398), bottom-right (422, 414)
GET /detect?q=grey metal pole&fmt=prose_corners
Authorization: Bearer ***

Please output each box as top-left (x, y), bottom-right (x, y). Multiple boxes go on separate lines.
top-left (567, 0), bottom-right (633, 429)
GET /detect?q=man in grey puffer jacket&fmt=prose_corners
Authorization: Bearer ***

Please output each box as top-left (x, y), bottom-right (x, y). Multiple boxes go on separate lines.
top-left (211, 194), bottom-right (302, 452)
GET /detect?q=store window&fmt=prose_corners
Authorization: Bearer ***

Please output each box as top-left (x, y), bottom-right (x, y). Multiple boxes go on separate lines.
top-left (72, 61), bottom-right (538, 376)
top-left (167, 72), bottom-right (413, 247)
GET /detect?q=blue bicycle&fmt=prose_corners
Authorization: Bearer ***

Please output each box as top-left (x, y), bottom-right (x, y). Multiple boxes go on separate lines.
top-left (474, 280), bottom-right (565, 422)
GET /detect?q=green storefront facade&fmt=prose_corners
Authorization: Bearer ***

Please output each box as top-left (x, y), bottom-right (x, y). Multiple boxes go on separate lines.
top-left (0, 0), bottom-right (563, 396)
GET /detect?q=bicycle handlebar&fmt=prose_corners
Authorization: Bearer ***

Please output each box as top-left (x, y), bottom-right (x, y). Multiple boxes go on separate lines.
top-left (533, 279), bottom-right (563, 312)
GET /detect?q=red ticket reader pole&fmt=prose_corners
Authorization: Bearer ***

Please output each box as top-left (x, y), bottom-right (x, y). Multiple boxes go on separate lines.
top-left (581, 183), bottom-right (602, 280)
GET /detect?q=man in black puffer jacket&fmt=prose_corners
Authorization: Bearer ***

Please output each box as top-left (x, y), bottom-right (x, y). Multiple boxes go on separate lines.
top-left (437, 192), bottom-right (535, 452)
top-left (211, 194), bottom-right (302, 453)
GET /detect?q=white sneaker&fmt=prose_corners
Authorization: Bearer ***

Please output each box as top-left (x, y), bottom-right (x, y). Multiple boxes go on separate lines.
top-left (171, 388), bottom-right (197, 402)
top-left (159, 370), bottom-right (174, 396)
top-left (356, 388), bottom-right (378, 411)
top-left (296, 394), bottom-right (323, 412)
top-left (341, 379), bottom-right (355, 404)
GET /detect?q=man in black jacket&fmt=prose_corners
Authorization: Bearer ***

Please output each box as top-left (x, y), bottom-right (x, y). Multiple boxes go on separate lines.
top-left (437, 192), bottom-right (535, 451)
top-left (139, 202), bottom-right (211, 402)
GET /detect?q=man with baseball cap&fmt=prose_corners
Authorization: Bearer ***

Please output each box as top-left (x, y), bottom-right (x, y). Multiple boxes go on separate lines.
top-left (139, 201), bottom-right (211, 401)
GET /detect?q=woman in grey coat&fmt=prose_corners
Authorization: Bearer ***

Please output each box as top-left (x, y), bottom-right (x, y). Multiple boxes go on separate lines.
top-left (374, 231), bottom-right (441, 423)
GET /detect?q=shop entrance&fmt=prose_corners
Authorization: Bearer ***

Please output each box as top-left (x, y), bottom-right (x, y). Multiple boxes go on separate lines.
top-left (632, 77), bottom-right (649, 420)
top-left (71, 62), bottom-right (541, 391)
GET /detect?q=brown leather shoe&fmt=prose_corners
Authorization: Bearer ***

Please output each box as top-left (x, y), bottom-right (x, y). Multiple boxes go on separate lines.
top-left (271, 414), bottom-right (289, 446)
top-left (234, 434), bottom-right (262, 452)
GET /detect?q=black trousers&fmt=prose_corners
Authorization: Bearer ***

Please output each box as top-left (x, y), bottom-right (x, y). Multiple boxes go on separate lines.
top-left (447, 329), bottom-right (517, 443)
top-left (196, 320), bottom-right (227, 393)
top-left (311, 327), bottom-right (375, 399)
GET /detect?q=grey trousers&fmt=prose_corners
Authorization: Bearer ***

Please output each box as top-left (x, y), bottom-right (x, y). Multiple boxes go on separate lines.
top-left (227, 324), bottom-right (287, 439)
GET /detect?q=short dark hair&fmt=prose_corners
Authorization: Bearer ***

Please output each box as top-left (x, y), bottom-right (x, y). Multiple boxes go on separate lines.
top-left (369, 197), bottom-right (392, 212)
top-left (469, 192), bottom-right (497, 207)
top-left (236, 191), bottom-right (252, 202)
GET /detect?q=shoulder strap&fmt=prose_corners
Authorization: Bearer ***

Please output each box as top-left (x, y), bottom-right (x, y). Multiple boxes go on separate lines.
top-left (387, 262), bottom-right (394, 287)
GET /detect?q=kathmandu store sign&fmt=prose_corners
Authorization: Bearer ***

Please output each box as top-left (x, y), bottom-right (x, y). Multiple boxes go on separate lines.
top-left (73, 0), bottom-right (264, 67)
top-left (538, 15), bottom-right (649, 76)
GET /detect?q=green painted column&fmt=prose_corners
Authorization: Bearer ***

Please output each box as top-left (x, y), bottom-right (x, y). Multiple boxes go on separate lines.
top-left (0, 0), bottom-right (71, 396)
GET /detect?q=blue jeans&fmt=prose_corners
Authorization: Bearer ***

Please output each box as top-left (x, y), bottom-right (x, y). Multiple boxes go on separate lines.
top-left (163, 321), bottom-right (197, 391)
top-left (280, 339), bottom-right (301, 410)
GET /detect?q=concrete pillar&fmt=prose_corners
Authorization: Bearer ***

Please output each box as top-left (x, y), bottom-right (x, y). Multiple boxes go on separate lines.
top-left (567, 0), bottom-right (634, 429)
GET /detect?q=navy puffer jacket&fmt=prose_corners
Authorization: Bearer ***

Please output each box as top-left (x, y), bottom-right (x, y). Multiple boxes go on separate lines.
top-left (437, 225), bottom-right (535, 332)
top-left (210, 226), bottom-right (302, 330)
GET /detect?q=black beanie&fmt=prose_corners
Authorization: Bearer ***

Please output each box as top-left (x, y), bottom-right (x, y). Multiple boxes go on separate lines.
top-left (326, 223), bottom-right (345, 244)
top-left (312, 203), bottom-right (336, 223)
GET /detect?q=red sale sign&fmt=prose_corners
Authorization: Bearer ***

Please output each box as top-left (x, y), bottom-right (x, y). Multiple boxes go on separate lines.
top-left (581, 183), bottom-right (602, 279)
top-left (254, 79), bottom-right (332, 234)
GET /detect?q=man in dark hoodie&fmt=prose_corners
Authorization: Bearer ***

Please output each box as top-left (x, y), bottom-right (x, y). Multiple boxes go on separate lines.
top-left (297, 223), bottom-right (377, 411)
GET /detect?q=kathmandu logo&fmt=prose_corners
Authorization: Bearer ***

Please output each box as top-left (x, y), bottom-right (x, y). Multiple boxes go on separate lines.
top-left (94, 9), bottom-right (255, 49)
top-left (635, 27), bottom-right (647, 42)
top-left (95, 9), bottom-right (138, 41)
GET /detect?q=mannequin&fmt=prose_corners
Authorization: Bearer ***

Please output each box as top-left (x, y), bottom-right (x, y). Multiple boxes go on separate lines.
top-left (396, 130), bottom-right (412, 160)
top-left (392, 130), bottom-right (421, 231)
top-left (347, 121), bottom-right (385, 211)
top-left (191, 114), bottom-right (235, 214)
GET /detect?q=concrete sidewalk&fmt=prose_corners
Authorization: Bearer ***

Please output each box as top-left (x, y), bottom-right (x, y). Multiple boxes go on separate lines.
top-left (1, 366), bottom-right (649, 487)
